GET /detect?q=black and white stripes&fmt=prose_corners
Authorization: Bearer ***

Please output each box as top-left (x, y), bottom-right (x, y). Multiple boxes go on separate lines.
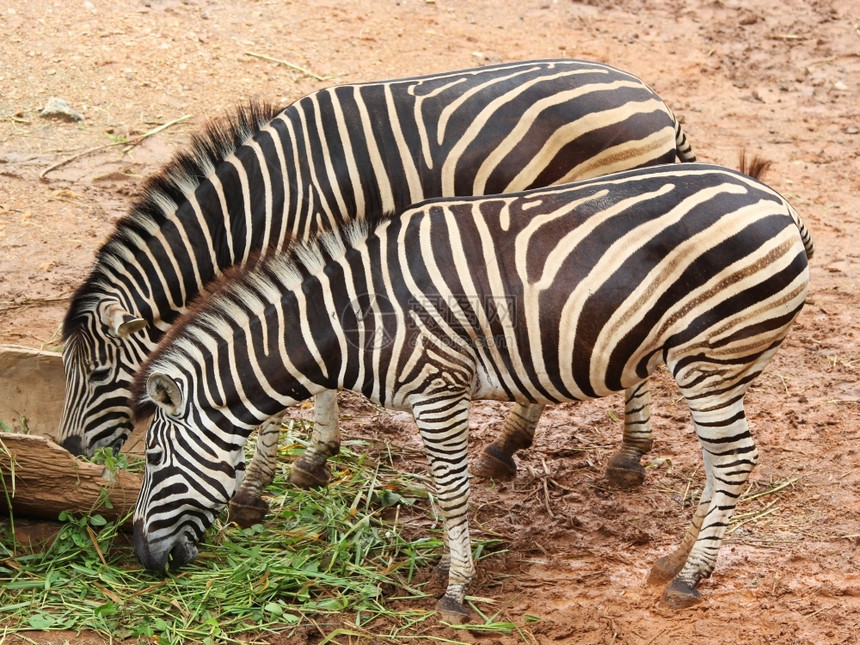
top-left (131, 162), bottom-right (812, 619)
top-left (59, 59), bottom-right (696, 509)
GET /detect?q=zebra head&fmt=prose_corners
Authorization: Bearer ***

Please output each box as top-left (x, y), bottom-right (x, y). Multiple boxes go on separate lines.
top-left (58, 300), bottom-right (149, 456)
top-left (133, 371), bottom-right (246, 572)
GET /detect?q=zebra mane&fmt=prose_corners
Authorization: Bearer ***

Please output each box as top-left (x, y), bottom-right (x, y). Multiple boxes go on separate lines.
top-left (130, 220), bottom-right (373, 419)
top-left (62, 99), bottom-right (283, 340)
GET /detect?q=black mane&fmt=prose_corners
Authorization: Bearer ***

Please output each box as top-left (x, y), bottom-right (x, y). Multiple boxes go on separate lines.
top-left (62, 100), bottom-right (282, 340)
top-left (129, 220), bottom-right (373, 420)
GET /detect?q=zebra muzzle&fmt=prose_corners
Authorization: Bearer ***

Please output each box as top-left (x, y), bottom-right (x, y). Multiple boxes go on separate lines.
top-left (133, 520), bottom-right (199, 572)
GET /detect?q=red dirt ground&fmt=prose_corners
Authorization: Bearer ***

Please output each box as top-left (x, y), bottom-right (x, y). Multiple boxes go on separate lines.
top-left (1, 1), bottom-right (858, 643)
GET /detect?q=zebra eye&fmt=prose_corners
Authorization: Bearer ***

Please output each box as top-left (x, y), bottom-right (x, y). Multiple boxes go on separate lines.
top-left (146, 448), bottom-right (164, 466)
top-left (91, 365), bottom-right (112, 380)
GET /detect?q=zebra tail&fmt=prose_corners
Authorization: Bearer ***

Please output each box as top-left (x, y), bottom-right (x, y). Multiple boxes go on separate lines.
top-left (790, 204), bottom-right (815, 259)
top-left (738, 149), bottom-right (772, 181)
top-left (674, 115), bottom-right (697, 163)
top-left (737, 150), bottom-right (815, 260)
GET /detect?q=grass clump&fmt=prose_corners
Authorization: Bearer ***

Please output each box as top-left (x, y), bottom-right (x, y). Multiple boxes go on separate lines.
top-left (0, 419), bottom-right (466, 643)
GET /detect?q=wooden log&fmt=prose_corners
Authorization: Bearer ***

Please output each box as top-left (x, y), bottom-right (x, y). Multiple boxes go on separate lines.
top-left (0, 433), bottom-right (141, 526)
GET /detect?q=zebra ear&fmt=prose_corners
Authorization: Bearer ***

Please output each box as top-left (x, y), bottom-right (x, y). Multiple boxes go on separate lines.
top-left (117, 317), bottom-right (148, 338)
top-left (146, 373), bottom-right (186, 417)
top-left (100, 302), bottom-right (148, 338)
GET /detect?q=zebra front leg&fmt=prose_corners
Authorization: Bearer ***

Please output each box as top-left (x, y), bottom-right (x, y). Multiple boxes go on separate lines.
top-left (604, 380), bottom-right (653, 489)
top-left (472, 403), bottom-right (544, 479)
top-left (289, 389), bottom-right (340, 488)
top-left (654, 398), bottom-right (758, 609)
top-left (228, 412), bottom-right (285, 527)
top-left (412, 396), bottom-right (476, 624)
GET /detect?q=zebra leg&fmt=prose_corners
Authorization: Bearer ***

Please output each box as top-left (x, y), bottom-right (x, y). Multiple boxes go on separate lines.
top-left (289, 389), bottom-right (341, 488)
top-left (472, 403), bottom-right (544, 479)
top-left (653, 397), bottom-right (758, 609)
top-left (412, 395), bottom-right (475, 624)
top-left (604, 380), bottom-right (653, 489)
top-left (227, 412), bottom-right (285, 527)
top-left (474, 381), bottom-right (654, 486)
top-left (647, 454), bottom-right (715, 585)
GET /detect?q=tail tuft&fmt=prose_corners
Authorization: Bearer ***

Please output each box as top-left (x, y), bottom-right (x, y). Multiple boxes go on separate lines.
top-left (738, 149), bottom-right (772, 181)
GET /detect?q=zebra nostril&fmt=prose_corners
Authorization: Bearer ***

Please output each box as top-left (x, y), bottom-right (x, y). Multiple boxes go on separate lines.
top-left (61, 435), bottom-right (84, 456)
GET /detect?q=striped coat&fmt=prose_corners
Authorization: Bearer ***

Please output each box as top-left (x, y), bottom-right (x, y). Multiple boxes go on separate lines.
top-left (131, 162), bottom-right (812, 620)
top-left (59, 59), bottom-right (695, 517)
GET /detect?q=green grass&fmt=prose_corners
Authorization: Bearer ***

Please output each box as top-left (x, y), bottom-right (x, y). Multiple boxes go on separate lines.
top-left (0, 419), bottom-right (515, 644)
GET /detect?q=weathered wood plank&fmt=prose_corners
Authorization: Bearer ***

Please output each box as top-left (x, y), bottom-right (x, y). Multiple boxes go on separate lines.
top-left (0, 344), bottom-right (147, 455)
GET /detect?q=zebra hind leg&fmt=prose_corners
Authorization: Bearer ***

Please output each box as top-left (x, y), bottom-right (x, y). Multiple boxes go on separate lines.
top-left (647, 450), bottom-right (714, 585)
top-left (289, 389), bottom-right (341, 488)
top-left (604, 380), bottom-right (653, 489)
top-left (654, 397), bottom-right (758, 609)
top-left (472, 403), bottom-right (544, 479)
top-left (228, 412), bottom-right (285, 527)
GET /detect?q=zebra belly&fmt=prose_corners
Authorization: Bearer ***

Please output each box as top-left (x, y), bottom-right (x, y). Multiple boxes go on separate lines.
top-left (469, 341), bottom-right (661, 405)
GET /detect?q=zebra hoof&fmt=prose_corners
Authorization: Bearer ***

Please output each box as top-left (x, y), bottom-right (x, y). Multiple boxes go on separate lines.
top-left (662, 578), bottom-right (703, 609)
top-left (227, 494), bottom-right (269, 528)
top-left (436, 596), bottom-right (470, 624)
top-left (604, 453), bottom-right (646, 489)
top-left (647, 553), bottom-right (686, 586)
top-left (289, 460), bottom-right (332, 488)
top-left (472, 444), bottom-right (517, 480)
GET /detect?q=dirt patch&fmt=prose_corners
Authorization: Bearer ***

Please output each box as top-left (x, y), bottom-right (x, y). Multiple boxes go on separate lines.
top-left (1, 0), bottom-right (858, 643)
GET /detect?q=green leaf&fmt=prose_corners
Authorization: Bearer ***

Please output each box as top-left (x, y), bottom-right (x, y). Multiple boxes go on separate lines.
top-left (28, 613), bottom-right (56, 629)
top-left (95, 602), bottom-right (118, 617)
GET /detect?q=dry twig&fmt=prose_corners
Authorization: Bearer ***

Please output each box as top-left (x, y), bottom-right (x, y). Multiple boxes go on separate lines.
top-left (245, 52), bottom-right (331, 81)
top-left (0, 295), bottom-right (71, 314)
top-left (39, 114), bottom-right (192, 179)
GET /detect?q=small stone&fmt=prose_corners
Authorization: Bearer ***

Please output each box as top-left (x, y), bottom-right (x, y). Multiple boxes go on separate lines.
top-left (833, 80), bottom-right (848, 91)
top-left (40, 97), bottom-right (84, 122)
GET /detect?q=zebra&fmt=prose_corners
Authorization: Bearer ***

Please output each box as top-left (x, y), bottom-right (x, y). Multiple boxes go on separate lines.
top-left (130, 162), bottom-right (813, 621)
top-left (58, 59), bottom-right (696, 523)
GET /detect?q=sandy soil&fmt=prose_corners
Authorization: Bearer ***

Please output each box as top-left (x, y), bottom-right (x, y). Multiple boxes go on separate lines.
top-left (1, 0), bottom-right (858, 643)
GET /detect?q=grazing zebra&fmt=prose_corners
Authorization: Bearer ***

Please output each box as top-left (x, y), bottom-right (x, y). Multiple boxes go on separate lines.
top-left (131, 163), bottom-right (813, 621)
top-left (59, 59), bottom-right (696, 522)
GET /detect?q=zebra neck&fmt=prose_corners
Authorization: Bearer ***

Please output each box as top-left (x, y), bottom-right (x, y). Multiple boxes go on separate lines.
top-left (221, 264), bottom-right (352, 421)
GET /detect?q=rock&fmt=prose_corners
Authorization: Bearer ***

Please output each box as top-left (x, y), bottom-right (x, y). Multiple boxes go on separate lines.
top-left (40, 97), bottom-right (84, 122)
